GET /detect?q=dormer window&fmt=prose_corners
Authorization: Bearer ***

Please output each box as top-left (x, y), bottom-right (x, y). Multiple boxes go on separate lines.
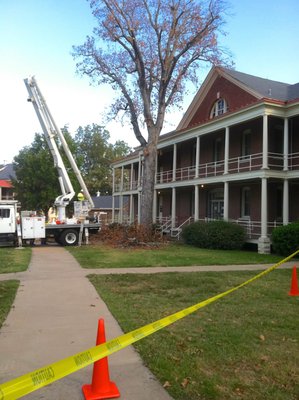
top-left (210, 98), bottom-right (227, 118)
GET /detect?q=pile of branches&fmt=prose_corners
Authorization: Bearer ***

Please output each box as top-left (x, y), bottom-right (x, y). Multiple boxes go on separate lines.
top-left (90, 223), bottom-right (166, 248)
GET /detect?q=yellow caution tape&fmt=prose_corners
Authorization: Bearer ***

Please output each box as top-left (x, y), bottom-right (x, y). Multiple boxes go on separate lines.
top-left (0, 249), bottom-right (298, 399)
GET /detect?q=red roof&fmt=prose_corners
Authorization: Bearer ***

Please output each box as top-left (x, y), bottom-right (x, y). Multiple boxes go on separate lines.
top-left (0, 180), bottom-right (12, 188)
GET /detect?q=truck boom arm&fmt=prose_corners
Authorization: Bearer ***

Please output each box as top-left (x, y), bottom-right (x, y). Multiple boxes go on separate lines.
top-left (24, 77), bottom-right (94, 219)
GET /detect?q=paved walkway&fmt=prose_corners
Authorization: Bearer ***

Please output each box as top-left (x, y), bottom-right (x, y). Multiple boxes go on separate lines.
top-left (0, 246), bottom-right (294, 399)
top-left (0, 247), bottom-right (174, 400)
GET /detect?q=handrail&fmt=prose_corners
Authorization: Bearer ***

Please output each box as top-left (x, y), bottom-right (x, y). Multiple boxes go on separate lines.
top-left (155, 152), bottom-right (290, 184)
top-left (171, 216), bottom-right (194, 239)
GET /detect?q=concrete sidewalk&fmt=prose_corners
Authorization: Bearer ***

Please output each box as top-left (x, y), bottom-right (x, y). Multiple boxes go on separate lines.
top-left (0, 247), bottom-right (174, 400)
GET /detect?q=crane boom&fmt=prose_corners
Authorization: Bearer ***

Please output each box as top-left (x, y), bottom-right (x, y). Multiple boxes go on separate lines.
top-left (24, 76), bottom-right (94, 221)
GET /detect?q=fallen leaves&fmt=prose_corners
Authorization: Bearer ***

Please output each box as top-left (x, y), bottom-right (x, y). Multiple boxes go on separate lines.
top-left (163, 381), bottom-right (171, 389)
top-left (181, 377), bottom-right (191, 388)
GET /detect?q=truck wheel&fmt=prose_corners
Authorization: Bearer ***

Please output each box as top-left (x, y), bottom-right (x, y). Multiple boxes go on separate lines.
top-left (59, 229), bottom-right (79, 246)
top-left (54, 233), bottom-right (62, 245)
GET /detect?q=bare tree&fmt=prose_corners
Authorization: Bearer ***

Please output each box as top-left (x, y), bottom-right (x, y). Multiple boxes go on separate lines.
top-left (73, 0), bottom-right (230, 225)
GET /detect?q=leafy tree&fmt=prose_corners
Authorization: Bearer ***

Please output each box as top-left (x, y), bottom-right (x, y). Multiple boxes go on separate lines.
top-left (13, 134), bottom-right (61, 213)
top-left (74, 124), bottom-right (131, 194)
top-left (73, 0), bottom-right (230, 224)
top-left (13, 126), bottom-right (131, 212)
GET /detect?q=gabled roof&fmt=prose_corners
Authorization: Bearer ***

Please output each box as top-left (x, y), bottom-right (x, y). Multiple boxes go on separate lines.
top-left (221, 67), bottom-right (299, 101)
top-left (0, 163), bottom-right (16, 180)
top-left (177, 66), bottom-right (299, 131)
top-left (92, 195), bottom-right (129, 210)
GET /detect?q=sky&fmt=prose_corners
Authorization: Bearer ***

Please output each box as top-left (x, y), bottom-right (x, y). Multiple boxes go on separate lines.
top-left (0, 0), bottom-right (298, 163)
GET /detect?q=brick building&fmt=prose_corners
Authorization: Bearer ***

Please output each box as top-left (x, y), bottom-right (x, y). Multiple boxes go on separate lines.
top-left (0, 164), bottom-right (15, 200)
top-left (111, 67), bottom-right (299, 253)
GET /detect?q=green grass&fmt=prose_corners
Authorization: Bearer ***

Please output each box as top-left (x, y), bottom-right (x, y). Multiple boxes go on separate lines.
top-left (89, 269), bottom-right (299, 400)
top-left (0, 280), bottom-right (19, 329)
top-left (0, 248), bottom-right (30, 329)
top-left (68, 243), bottom-right (283, 268)
top-left (0, 248), bottom-right (31, 274)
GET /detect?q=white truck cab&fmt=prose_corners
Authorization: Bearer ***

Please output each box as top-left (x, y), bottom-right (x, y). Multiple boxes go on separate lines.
top-left (0, 201), bottom-right (18, 245)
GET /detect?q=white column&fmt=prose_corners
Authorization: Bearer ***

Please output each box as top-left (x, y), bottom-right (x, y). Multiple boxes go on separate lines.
top-left (153, 189), bottom-right (157, 223)
top-left (112, 167), bottom-right (115, 193)
top-left (112, 196), bottom-right (115, 223)
top-left (283, 179), bottom-right (289, 225)
top-left (130, 163), bottom-right (134, 190)
top-left (224, 127), bottom-right (230, 174)
top-left (224, 181), bottom-right (229, 221)
top-left (194, 185), bottom-right (199, 221)
top-left (283, 118), bottom-right (289, 171)
top-left (258, 177), bottom-right (270, 254)
top-left (261, 178), bottom-right (268, 237)
top-left (121, 166), bottom-right (124, 191)
top-left (262, 115), bottom-right (269, 169)
top-left (172, 143), bottom-right (177, 182)
top-left (138, 153), bottom-right (142, 187)
top-left (195, 136), bottom-right (200, 178)
top-left (130, 194), bottom-right (134, 223)
top-left (171, 187), bottom-right (176, 228)
top-left (137, 192), bottom-right (141, 224)
top-left (119, 195), bottom-right (124, 223)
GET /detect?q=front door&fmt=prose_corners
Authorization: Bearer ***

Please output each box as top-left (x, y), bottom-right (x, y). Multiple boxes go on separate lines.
top-left (209, 189), bottom-right (224, 219)
top-left (211, 199), bottom-right (224, 219)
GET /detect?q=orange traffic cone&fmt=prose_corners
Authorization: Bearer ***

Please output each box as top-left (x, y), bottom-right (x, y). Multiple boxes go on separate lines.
top-left (289, 266), bottom-right (299, 296)
top-left (82, 319), bottom-right (120, 400)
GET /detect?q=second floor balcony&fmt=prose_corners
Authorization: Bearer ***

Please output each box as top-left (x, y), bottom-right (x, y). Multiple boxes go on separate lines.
top-left (155, 152), bottom-right (299, 184)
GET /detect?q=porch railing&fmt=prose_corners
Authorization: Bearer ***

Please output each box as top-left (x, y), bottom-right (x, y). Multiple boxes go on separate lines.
top-left (155, 152), bottom-right (288, 184)
top-left (170, 216), bottom-right (194, 239)
top-left (158, 216), bottom-right (283, 241)
top-left (114, 151), bottom-right (297, 191)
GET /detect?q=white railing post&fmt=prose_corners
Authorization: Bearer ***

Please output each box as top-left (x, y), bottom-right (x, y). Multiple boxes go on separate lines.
top-left (284, 118), bottom-right (289, 171)
top-left (224, 127), bottom-right (229, 174)
top-left (262, 114), bottom-right (269, 169)
top-left (171, 187), bottom-right (176, 229)
top-left (194, 184), bottom-right (199, 221)
top-left (172, 143), bottom-right (177, 182)
top-left (283, 179), bottom-right (289, 225)
top-left (195, 136), bottom-right (200, 178)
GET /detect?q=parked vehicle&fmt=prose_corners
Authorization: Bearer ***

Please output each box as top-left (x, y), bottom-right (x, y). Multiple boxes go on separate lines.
top-left (0, 77), bottom-right (100, 247)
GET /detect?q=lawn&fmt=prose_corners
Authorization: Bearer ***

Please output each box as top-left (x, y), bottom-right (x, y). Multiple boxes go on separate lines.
top-left (0, 280), bottom-right (19, 329)
top-left (68, 243), bottom-right (283, 268)
top-left (0, 248), bottom-right (31, 329)
top-left (89, 269), bottom-right (299, 400)
top-left (0, 248), bottom-right (31, 274)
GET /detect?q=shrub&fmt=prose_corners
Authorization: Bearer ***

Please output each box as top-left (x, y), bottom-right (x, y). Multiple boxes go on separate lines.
top-left (182, 220), bottom-right (246, 250)
top-left (271, 223), bottom-right (299, 256)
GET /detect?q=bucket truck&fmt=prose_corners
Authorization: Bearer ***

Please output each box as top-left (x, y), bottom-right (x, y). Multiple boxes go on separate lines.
top-left (0, 77), bottom-right (100, 247)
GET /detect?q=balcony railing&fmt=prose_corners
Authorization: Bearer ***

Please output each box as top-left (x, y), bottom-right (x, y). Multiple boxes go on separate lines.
top-left (0, 194), bottom-right (14, 200)
top-left (114, 180), bottom-right (138, 192)
top-left (156, 152), bottom-right (287, 184)
top-left (289, 152), bottom-right (299, 170)
top-left (114, 152), bottom-right (298, 191)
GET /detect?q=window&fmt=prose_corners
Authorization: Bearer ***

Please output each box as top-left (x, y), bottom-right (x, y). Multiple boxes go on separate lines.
top-left (241, 187), bottom-right (250, 218)
top-left (210, 98), bottom-right (227, 118)
top-left (0, 208), bottom-right (10, 218)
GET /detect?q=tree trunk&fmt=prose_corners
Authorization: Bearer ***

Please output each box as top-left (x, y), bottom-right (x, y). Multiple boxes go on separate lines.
top-left (140, 140), bottom-right (157, 226)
